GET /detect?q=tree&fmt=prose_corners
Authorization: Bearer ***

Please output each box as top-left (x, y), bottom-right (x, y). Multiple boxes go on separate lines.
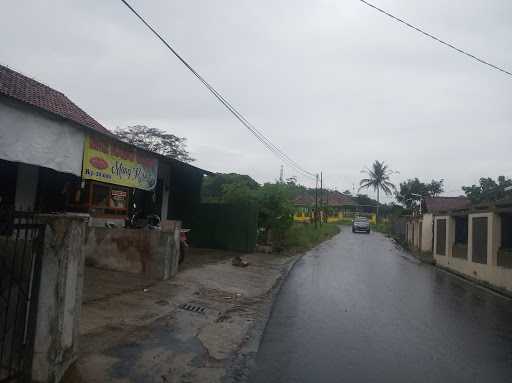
top-left (428, 179), bottom-right (444, 197)
top-left (286, 176), bottom-right (298, 186)
top-left (352, 194), bottom-right (378, 213)
top-left (114, 125), bottom-right (194, 163)
top-left (257, 183), bottom-right (295, 244)
top-left (396, 178), bottom-right (444, 211)
top-left (201, 173), bottom-right (259, 203)
top-left (462, 176), bottom-right (512, 203)
top-left (359, 160), bottom-right (396, 222)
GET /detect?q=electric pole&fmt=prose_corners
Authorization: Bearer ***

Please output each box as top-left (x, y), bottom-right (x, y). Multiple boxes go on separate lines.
top-left (320, 172), bottom-right (323, 226)
top-left (315, 174), bottom-right (319, 228)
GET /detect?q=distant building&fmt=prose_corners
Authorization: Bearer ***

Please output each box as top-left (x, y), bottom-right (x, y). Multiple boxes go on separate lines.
top-left (293, 190), bottom-right (363, 223)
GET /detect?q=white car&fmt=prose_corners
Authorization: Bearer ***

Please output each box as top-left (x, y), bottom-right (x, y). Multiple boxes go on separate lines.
top-left (352, 217), bottom-right (370, 234)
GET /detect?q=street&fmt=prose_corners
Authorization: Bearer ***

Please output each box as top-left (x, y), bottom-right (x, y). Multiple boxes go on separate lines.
top-left (250, 228), bottom-right (512, 383)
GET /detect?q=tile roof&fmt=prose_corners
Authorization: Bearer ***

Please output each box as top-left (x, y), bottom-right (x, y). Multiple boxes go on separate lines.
top-left (424, 196), bottom-right (470, 212)
top-left (0, 64), bottom-right (110, 134)
top-left (294, 194), bottom-right (315, 206)
top-left (323, 190), bottom-right (357, 207)
top-left (294, 191), bottom-right (357, 207)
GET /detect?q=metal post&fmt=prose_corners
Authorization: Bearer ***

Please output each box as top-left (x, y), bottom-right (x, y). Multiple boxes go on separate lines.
top-left (320, 172), bottom-right (323, 225)
top-left (315, 174), bottom-right (319, 228)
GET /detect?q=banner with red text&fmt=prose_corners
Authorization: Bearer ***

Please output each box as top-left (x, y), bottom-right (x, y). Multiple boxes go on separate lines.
top-left (82, 135), bottom-right (158, 191)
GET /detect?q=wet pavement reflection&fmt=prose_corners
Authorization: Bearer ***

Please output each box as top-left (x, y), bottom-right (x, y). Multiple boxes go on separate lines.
top-left (250, 228), bottom-right (512, 383)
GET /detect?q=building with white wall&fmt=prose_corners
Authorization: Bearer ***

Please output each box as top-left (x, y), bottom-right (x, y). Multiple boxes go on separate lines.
top-left (433, 198), bottom-right (512, 294)
top-left (0, 64), bottom-right (209, 223)
top-left (405, 196), bottom-right (470, 254)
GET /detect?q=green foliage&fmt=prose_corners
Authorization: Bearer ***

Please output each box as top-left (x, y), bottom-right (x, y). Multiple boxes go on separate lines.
top-left (201, 174), bottom-right (295, 243)
top-left (395, 178), bottom-right (445, 211)
top-left (114, 125), bottom-right (194, 162)
top-left (352, 193), bottom-right (378, 212)
top-left (462, 176), bottom-right (512, 203)
top-left (201, 173), bottom-right (259, 203)
top-left (372, 222), bottom-right (392, 235)
top-left (359, 160), bottom-right (396, 201)
top-left (379, 203), bottom-right (406, 217)
top-left (257, 183), bottom-right (295, 238)
top-left (283, 223), bottom-right (340, 250)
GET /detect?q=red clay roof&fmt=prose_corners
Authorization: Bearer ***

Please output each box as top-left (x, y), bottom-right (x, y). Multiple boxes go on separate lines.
top-left (323, 191), bottom-right (357, 207)
top-left (294, 191), bottom-right (356, 207)
top-left (0, 64), bottom-right (110, 134)
top-left (294, 194), bottom-right (315, 206)
top-left (424, 196), bottom-right (470, 212)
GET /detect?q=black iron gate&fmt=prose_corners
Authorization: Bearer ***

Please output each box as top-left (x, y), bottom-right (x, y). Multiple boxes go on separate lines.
top-left (0, 211), bottom-right (45, 382)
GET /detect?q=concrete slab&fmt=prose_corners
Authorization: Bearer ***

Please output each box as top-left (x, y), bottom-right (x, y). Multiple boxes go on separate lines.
top-left (66, 249), bottom-right (298, 383)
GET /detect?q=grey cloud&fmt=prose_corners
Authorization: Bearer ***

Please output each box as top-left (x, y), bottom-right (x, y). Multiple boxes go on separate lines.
top-left (1, 0), bottom-right (510, 196)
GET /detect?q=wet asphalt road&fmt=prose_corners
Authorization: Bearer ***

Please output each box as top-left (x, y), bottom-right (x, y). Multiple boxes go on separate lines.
top-left (249, 228), bottom-right (512, 383)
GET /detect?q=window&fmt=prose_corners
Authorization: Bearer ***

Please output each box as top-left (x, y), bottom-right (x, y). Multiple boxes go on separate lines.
top-left (82, 181), bottom-right (131, 217)
top-left (92, 183), bottom-right (109, 208)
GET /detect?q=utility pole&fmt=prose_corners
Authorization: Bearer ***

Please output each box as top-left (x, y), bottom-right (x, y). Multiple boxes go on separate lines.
top-left (320, 172), bottom-right (323, 226)
top-left (279, 165), bottom-right (284, 183)
top-left (315, 174), bottom-right (319, 228)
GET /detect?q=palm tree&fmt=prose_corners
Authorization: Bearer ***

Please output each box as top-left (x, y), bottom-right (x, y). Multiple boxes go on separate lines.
top-left (359, 160), bottom-right (397, 222)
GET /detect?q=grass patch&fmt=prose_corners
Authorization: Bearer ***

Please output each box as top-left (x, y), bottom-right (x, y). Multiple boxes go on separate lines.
top-left (371, 222), bottom-right (391, 234)
top-left (282, 223), bottom-right (340, 251)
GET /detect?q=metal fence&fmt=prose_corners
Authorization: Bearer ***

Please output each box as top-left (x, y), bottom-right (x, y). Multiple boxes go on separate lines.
top-left (189, 203), bottom-right (259, 253)
top-left (0, 210), bottom-right (45, 382)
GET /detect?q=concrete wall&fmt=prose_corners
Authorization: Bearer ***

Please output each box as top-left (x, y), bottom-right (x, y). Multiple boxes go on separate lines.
top-left (406, 218), bottom-right (429, 252)
top-left (84, 220), bottom-right (181, 280)
top-left (421, 213), bottom-right (433, 253)
top-left (0, 97), bottom-right (84, 176)
top-left (434, 212), bottom-right (512, 294)
top-left (32, 215), bottom-right (88, 383)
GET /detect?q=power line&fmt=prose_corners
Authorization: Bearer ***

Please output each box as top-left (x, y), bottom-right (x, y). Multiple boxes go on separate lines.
top-left (358, 0), bottom-right (512, 78)
top-left (118, 0), bottom-right (316, 179)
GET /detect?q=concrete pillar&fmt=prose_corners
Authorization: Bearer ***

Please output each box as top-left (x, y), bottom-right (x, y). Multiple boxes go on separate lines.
top-left (32, 215), bottom-right (88, 383)
top-left (447, 216), bottom-right (455, 258)
top-left (490, 213), bottom-right (500, 267)
top-left (14, 163), bottom-right (39, 210)
top-left (421, 213), bottom-right (434, 253)
top-left (158, 162), bottom-right (171, 221)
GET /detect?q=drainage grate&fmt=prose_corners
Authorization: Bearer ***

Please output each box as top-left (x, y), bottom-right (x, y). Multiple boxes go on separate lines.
top-left (179, 303), bottom-right (207, 314)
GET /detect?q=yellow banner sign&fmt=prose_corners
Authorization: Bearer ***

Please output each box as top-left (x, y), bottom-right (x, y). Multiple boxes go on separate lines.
top-left (82, 135), bottom-right (158, 191)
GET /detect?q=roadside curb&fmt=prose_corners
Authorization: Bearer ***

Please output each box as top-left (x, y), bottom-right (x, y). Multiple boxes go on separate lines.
top-left (223, 252), bottom-right (304, 383)
top-left (384, 234), bottom-right (511, 299)
top-left (435, 263), bottom-right (512, 300)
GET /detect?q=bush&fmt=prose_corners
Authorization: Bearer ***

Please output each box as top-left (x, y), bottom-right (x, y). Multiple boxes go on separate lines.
top-left (257, 183), bottom-right (294, 244)
top-left (283, 223), bottom-right (340, 251)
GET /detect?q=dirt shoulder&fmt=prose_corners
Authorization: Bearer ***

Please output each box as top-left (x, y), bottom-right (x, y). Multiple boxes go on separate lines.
top-left (65, 249), bottom-right (301, 383)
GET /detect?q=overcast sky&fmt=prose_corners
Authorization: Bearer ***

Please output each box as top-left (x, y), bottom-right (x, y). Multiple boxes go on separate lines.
top-left (1, 0), bottom-right (511, 202)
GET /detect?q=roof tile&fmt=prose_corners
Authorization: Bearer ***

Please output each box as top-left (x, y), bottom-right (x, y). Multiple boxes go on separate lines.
top-left (0, 64), bottom-right (110, 134)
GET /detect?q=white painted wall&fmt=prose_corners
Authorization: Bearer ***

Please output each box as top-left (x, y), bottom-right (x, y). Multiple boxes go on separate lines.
top-left (14, 163), bottom-right (39, 210)
top-left (0, 99), bottom-right (85, 176)
top-left (421, 213), bottom-right (434, 253)
top-left (434, 212), bottom-right (512, 293)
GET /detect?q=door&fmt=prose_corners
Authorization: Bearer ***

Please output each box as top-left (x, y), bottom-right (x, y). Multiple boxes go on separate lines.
top-left (472, 217), bottom-right (488, 264)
